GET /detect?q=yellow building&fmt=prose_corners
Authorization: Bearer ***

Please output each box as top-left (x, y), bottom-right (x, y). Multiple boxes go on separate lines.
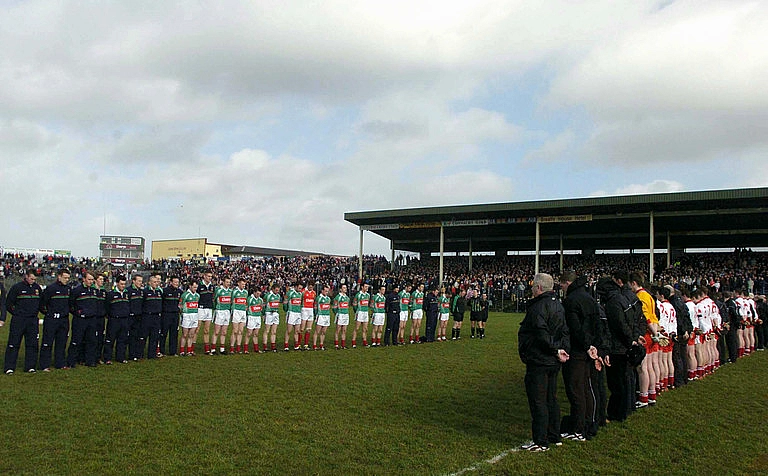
top-left (151, 238), bottom-right (222, 260)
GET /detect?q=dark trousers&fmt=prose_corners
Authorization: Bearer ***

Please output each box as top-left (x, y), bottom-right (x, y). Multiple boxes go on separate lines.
top-left (39, 317), bottom-right (69, 370)
top-left (606, 354), bottom-right (632, 422)
top-left (756, 323), bottom-right (765, 350)
top-left (95, 317), bottom-right (105, 361)
top-left (384, 312), bottom-right (399, 345)
top-left (563, 356), bottom-right (594, 436)
top-left (4, 315), bottom-right (39, 372)
top-left (425, 312), bottom-right (438, 342)
top-left (159, 312), bottom-right (179, 355)
top-left (103, 318), bottom-right (131, 362)
top-left (67, 317), bottom-right (98, 367)
top-left (143, 314), bottom-right (161, 359)
top-left (592, 364), bottom-right (607, 429)
top-left (130, 316), bottom-right (145, 359)
top-left (717, 333), bottom-right (727, 362)
top-left (524, 364), bottom-right (561, 446)
top-left (672, 337), bottom-right (687, 387)
top-left (726, 328), bottom-right (739, 363)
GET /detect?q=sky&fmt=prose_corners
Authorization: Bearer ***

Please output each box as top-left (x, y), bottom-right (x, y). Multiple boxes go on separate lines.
top-left (1, 0), bottom-right (766, 258)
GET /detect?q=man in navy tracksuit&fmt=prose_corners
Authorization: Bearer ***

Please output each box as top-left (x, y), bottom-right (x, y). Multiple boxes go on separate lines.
top-left (3, 270), bottom-right (43, 374)
top-left (127, 275), bottom-right (144, 360)
top-left (93, 275), bottom-right (107, 363)
top-left (39, 268), bottom-right (72, 371)
top-left (160, 276), bottom-right (182, 356)
top-left (67, 271), bottom-right (99, 368)
top-left (104, 275), bottom-right (131, 364)
top-left (143, 273), bottom-right (164, 359)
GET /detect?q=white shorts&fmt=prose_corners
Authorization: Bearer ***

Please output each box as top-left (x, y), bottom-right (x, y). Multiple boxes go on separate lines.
top-left (440, 313), bottom-right (450, 322)
top-left (246, 315), bottom-right (262, 330)
top-left (412, 309), bottom-right (423, 320)
top-left (197, 308), bottom-right (213, 322)
top-left (316, 315), bottom-right (330, 327)
top-left (231, 309), bottom-right (247, 324)
top-left (356, 311), bottom-right (369, 323)
top-left (214, 309), bottom-right (231, 326)
top-left (400, 311), bottom-right (409, 322)
top-left (287, 311), bottom-right (302, 326)
top-left (301, 308), bottom-right (314, 321)
top-left (336, 314), bottom-right (350, 326)
top-left (265, 312), bottom-right (280, 326)
top-left (373, 313), bottom-right (386, 326)
top-left (181, 313), bottom-right (199, 329)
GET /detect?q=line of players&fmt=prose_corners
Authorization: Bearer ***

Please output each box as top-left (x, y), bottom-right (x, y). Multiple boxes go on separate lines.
top-left (634, 283), bottom-right (762, 408)
top-left (1, 268), bottom-right (464, 373)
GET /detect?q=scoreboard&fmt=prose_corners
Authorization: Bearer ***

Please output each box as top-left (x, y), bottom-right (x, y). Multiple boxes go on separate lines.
top-left (99, 235), bottom-right (145, 264)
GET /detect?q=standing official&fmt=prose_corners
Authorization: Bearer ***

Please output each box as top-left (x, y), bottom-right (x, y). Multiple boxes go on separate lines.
top-left (384, 284), bottom-right (400, 346)
top-left (160, 276), bottom-right (182, 356)
top-left (518, 273), bottom-right (570, 452)
top-left (39, 269), bottom-right (71, 371)
top-left (93, 275), bottom-right (107, 363)
top-left (424, 288), bottom-right (439, 342)
top-left (3, 270), bottom-right (43, 374)
top-left (67, 271), bottom-right (98, 368)
top-left (142, 273), bottom-right (164, 359)
top-left (451, 289), bottom-right (467, 340)
top-left (104, 275), bottom-right (131, 364)
top-left (197, 271), bottom-right (215, 354)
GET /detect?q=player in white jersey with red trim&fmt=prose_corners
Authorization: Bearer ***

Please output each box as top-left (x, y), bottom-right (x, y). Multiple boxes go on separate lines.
top-left (655, 287), bottom-right (677, 390)
top-left (694, 288), bottom-right (717, 377)
top-left (683, 289), bottom-right (699, 381)
top-left (299, 281), bottom-right (316, 350)
top-left (745, 293), bottom-right (757, 354)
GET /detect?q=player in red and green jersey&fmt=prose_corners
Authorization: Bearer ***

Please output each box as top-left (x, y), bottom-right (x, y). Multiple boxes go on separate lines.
top-left (212, 277), bottom-right (233, 355)
top-left (245, 288), bottom-right (264, 353)
top-left (438, 288), bottom-right (451, 341)
top-left (409, 283), bottom-right (425, 344)
top-left (398, 284), bottom-right (412, 344)
top-left (179, 280), bottom-right (200, 355)
top-left (262, 284), bottom-right (282, 352)
top-left (333, 284), bottom-right (351, 349)
top-left (229, 278), bottom-right (248, 354)
top-left (371, 285), bottom-right (387, 346)
top-left (313, 284), bottom-right (332, 350)
top-left (299, 281), bottom-right (316, 350)
top-left (284, 283), bottom-right (303, 351)
top-left (352, 283), bottom-right (371, 348)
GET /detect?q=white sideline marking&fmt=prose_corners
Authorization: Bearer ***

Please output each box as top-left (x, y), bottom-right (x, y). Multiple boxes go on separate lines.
top-left (447, 447), bottom-right (521, 476)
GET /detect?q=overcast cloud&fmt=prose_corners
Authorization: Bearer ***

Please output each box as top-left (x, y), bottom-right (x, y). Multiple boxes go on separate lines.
top-left (0, 0), bottom-right (765, 257)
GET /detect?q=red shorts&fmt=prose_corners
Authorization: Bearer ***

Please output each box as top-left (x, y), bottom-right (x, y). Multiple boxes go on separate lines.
top-left (687, 336), bottom-right (697, 346)
top-left (699, 334), bottom-right (707, 344)
top-left (662, 343), bottom-right (672, 353)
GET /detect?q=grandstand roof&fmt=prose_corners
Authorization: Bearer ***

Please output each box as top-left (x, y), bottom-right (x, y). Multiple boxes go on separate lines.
top-left (344, 187), bottom-right (768, 254)
top-left (220, 245), bottom-right (326, 258)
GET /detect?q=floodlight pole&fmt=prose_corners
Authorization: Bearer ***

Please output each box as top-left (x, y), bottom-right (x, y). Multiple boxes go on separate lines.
top-left (666, 231), bottom-right (671, 269)
top-left (358, 227), bottom-right (364, 283)
top-left (649, 211), bottom-right (655, 282)
top-left (534, 219), bottom-right (541, 274)
top-left (390, 241), bottom-right (395, 271)
top-left (559, 234), bottom-right (564, 274)
top-left (439, 224), bottom-right (445, 289)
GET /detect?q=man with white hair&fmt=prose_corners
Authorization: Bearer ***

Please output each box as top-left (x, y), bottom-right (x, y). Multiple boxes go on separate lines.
top-left (518, 273), bottom-right (570, 452)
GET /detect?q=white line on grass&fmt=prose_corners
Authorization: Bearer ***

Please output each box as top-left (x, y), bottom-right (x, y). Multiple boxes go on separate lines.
top-left (446, 446), bottom-right (522, 476)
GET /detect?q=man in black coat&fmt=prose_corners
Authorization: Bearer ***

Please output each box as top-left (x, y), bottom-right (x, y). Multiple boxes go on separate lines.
top-left (423, 288), bottom-right (439, 342)
top-left (383, 284), bottom-right (400, 346)
top-left (560, 272), bottom-right (600, 441)
top-left (668, 285), bottom-right (692, 386)
top-left (596, 277), bottom-right (639, 423)
top-left (518, 273), bottom-right (570, 452)
top-left (2, 270), bottom-right (43, 374)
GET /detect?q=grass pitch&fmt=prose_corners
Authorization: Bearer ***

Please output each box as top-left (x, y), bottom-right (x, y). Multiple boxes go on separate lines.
top-left (0, 313), bottom-right (766, 475)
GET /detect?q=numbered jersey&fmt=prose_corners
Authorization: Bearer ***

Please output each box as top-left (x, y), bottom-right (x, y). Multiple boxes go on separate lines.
top-left (180, 290), bottom-right (200, 315)
top-left (214, 287), bottom-right (233, 311)
top-left (247, 295), bottom-right (264, 317)
top-left (373, 293), bottom-right (386, 313)
top-left (264, 291), bottom-right (282, 313)
top-left (334, 293), bottom-right (350, 315)
top-left (439, 295), bottom-right (450, 315)
top-left (355, 291), bottom-right (370, 312)
top-left (411, 290), bottom-right (424, 310)
top-left (287, 289), bottom-right (302, 313)
top-left (317, 294), bottom-right (332, 316)
top-left (231, 288), bottom-right (248, 311)
top-left (398, 291), bottom-right (411, 312)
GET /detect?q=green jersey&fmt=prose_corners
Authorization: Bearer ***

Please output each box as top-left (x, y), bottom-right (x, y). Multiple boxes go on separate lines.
top-left (287, 288), bottom-right (302, 313)
top-left (411, 290), bottom-right (424, 310)
top-left (439, 295), bottom-right (450, 315)
top-left (317, 294), bottom-right (332, 316)
top-left (231, 287), bottom-right (248, 311)
top-left (373, 293), bottom-right (386, 314)
top-left (333, 293), bottom-right (350, 315)
top-left (247, 295), bottom-right (264, 317)
top-left (264, 291), bottom-right (281, 314)
top-left (180, 290), bottom-right (200, 315)
top-left (398, 290), bottom-right (411, 312)
top-left (214, 287), bottom-right (232, 311)
top-left (354, 291), bottom-right (370, 313)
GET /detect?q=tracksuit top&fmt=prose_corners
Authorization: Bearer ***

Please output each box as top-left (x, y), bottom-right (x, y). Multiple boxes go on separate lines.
top-left (41, 281), bottom-right (71, 319)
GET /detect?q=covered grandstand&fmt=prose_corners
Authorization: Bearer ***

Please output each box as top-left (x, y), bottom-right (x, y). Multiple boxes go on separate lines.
top-left (345, 187), bottom-right (768, 285)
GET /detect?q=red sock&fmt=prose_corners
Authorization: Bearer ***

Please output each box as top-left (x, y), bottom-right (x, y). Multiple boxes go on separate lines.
top-left (668, 377), bottom-right (674, 387)
top-left (649, 392), bottom-right (656, 401)
top-left (304, 332), bottom-right (310, 345)
top-left (313, 344), bottom-right (317, 350)
top-left (341, 340), bottom-right (346, 348)
top-left (271, 343), bottom-right (276, 350)
top-left (639, 394), bottom-right (648, 403)
top-left (334, 340), bottom-right (339, 347)
top-left (363, 340), bottom-right (368, 346)
top-left (284, 342), bottom-right (289, 349)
